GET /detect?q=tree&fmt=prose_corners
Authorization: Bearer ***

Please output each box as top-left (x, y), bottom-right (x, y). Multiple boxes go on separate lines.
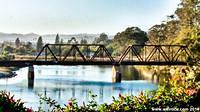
top-left (25, 42), bottom-right (32, 49)
top-left (71, 37), bottom-right (78, 44)
top-left (147, 0), bottom-right (200, 66)
top-left (108, 27), bottom-right (148, 56)
top-left (3, 45), bottom-right (14, 53)
top-left (55, 34), bottom-right (60, 44)
top-left (67, 37), bottom-right (78, 44)
top-left (99, 33), bottom-right (108, 41)
top-left (80, 39), bottom-right (88, 44)
top-left (80, 39), bottom-right (88, 55)
top-left (94, 33), bottom-right (109, 44)
top-left (175, 0), bottom-right (200, 29)
top-left (148, 0), bottom-right (200, 45)
top-left (176, 0), bottom-right (200, 66)
top-left (15, 37), bottom-right (20, 48)
top-left (52, 34), bottom-right (61, 54)
top-left (114, 27), bottom-right (148, 45)
top-left (16, 46), bottom-right (26, 55)
top-left (148, 20), bottom-right (180, 44)
top-left (60, 39), bottom-right (64, 44)
top-left (36, 36), bottom-right (43, 52)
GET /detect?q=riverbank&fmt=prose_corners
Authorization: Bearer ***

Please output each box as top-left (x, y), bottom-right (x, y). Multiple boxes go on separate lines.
top-left (0, 67), bottom-right (18, 78)
top-left (135, 66), bottom-right (157, 83)
top-left (118, 66), bottom-right (157, 82)
top-left (135, 66), bottom-right (167, 83)
top-left (135, 66), bottom-right (178, 84)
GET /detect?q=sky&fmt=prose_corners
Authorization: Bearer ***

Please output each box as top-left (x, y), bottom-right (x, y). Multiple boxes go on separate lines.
top-left (0, 0), bottom-right (180, 35)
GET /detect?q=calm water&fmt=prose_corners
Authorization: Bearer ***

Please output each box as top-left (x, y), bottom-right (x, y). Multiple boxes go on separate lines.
top-left (0, 65), bottom-right (157, 110)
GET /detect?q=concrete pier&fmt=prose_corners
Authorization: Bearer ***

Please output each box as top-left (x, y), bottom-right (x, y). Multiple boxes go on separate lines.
top-left (112, 66), bottom-right (122, 83)
top-left (28, 65), bottom-right (34, 89)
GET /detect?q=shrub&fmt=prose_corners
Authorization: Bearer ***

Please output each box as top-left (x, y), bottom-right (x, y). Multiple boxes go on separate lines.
top-left (0, 91), bottom-right (33, 112)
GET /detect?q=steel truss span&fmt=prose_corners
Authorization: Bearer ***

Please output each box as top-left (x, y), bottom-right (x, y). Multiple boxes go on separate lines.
top-left (0, 44), bottom-right (192, 67)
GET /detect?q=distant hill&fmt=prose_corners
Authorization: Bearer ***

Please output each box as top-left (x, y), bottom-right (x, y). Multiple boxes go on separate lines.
top-left (0, 32), bottom-right (114, 44)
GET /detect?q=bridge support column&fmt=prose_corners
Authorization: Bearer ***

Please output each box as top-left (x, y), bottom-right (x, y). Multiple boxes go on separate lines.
top-left (28, 65), bottom-right (34, 89)
top-left (112, 66), bottom-right (121, 83)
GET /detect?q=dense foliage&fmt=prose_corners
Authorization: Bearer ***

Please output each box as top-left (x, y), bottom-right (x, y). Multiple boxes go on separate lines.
top-left (93, 33), bottom-right (110, 45)
top-left (0, 51), bottom-right (14, 61)
top-left (107, 27), bottom-right (148, 56)
top-left (148, 0), bottom-right (200, 48)
top-left (0, 91), bottom-right (32, 112)
top-left (2, 42), bottom-right (36, 55)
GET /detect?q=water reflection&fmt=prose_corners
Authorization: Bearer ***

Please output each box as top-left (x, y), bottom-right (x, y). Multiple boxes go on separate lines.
top-left (0, 65), bottom-right (157, 110)
top-left (120, 66), bottom-right (141, 80)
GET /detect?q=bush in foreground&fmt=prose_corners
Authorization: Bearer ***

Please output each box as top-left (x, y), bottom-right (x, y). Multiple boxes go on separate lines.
top-left (0, 91), bottom-right (33, 112)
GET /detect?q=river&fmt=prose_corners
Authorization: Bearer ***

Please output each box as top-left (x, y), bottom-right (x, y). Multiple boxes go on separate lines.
top-left (0, 65), bottom-right (157, 110)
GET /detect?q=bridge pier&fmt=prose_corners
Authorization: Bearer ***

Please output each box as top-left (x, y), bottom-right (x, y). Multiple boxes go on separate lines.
top-left (28, 65), bottom-right (34, 89)
top-left (112, 66), bottom-right (122, 83)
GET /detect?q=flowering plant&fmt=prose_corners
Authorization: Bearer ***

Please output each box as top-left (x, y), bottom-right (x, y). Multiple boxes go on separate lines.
top-left (0, 91), bottom-right (33, 112)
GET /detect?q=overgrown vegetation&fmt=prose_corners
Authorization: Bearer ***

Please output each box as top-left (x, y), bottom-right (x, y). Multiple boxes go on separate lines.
top-left (0, 91), bottom-right (33, 112)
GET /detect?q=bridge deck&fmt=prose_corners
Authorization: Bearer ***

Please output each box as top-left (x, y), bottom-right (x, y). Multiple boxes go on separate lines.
top-left (0, 60), bottom-right (187, 67)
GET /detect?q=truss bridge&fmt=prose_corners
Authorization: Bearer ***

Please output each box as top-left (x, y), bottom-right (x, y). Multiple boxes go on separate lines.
top-left (0, 44), bottom-right (192, 67)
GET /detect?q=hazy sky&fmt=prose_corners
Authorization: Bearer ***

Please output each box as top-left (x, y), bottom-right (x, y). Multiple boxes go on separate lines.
top-left (0, 0), bottom-right (180, 35)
